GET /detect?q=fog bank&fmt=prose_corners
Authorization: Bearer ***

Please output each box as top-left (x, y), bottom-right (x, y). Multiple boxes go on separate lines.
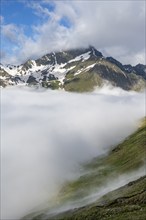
top-left (1, 87), bottom-right (145, 219)
top-left (46, 166), bottom-right (145, 218)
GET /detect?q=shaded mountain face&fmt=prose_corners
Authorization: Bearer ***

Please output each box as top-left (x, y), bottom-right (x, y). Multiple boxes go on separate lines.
top-left (0, 46), bottom-right (145, 91)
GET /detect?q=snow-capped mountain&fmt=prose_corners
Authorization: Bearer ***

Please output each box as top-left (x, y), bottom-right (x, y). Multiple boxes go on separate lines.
top-left (0, 46), bottom-right (146, 91)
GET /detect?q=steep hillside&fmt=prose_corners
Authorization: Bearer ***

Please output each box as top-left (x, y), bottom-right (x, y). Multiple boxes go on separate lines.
top-left (54, 176), bottom-right (146, 220)
top-left (22, 118), bottom-right (146, 220)
top-left (57, 118), bottom-right (146, 203)
top-left (0, 46), bottom-right (145, 91)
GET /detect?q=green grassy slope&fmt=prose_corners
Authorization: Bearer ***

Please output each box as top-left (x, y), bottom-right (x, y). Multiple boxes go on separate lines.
top-left (58, 118), bottom-right (146, 202)
top-left (50, 118), bottom-right (146, 220)
top-left (23, 118), bottom-right (146, 220)
top-left (56, 176), bottom-right (146, 220)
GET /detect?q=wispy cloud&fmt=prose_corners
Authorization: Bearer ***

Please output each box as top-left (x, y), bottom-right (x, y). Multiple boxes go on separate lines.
top-left (0, 15), bottom-right (4, 23)
top-left (26, 1), bottom-right (54, 19)
top-left (1, 23), bottom-right (24, 44)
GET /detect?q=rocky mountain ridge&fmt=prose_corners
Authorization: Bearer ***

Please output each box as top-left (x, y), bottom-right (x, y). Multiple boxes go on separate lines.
top-left (0, 46), bottom-right (146, 91)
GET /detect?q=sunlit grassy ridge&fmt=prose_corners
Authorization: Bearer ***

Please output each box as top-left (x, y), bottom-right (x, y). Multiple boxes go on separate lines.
top-left (64, 58), bottom-right (145, 92)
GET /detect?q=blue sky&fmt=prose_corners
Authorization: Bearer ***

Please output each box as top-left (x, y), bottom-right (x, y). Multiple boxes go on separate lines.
top-left (1, 0), bottom-right (55, 23)
top-left (0, 0), bottom-right (145, 65)
top-left (1, 1), bottom-right (38, 27)
top-left (1, 0), bottom-right (73, 64)
top-left (1, 0), bottom-right (71, 37)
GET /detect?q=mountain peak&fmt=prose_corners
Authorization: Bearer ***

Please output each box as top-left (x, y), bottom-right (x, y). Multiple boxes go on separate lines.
top-left (88, 45), bottom-right (103, 57)
top-left (0, 46), bottom-right (145, 90)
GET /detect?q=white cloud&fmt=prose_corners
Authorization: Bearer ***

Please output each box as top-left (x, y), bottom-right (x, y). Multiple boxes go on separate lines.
top-left (26, 1), bottom-right (52, 18)
top-left (1, 23), bottom-right (25, 44)
top-left (0, 15), bottom-right (4, 23)
top-left (1, 87), bottom-right (145, 219)
top-left (1, 1), bottom-right (145, 65)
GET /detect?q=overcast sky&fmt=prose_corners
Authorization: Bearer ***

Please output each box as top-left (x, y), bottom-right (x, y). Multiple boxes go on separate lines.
top-left (1, 0), bottom-right (145, 65)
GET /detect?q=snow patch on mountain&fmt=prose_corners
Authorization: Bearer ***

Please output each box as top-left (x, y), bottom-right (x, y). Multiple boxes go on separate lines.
top-left (74, 63), bottom-right (96, 76)
top-left (0, 64), bottom-right (19, 76)
top-left (68, 51), bottom-right (91, 63)
top-left (84, 63), bottom-right (96, 72)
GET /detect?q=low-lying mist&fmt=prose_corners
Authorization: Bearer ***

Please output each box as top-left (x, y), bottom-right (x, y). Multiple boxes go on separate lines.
top-left (1, 86), bottom-right (145, 219)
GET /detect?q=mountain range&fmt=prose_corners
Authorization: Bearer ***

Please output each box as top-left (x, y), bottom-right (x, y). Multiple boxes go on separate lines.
top-left (0, 46), bottom-right (146, 91)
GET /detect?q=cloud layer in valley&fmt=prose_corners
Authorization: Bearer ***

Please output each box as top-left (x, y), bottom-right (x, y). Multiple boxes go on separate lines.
top-left (1, 86), bottom-right (145, 219)
top-left (1, 0), bottom-right (145, 65)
